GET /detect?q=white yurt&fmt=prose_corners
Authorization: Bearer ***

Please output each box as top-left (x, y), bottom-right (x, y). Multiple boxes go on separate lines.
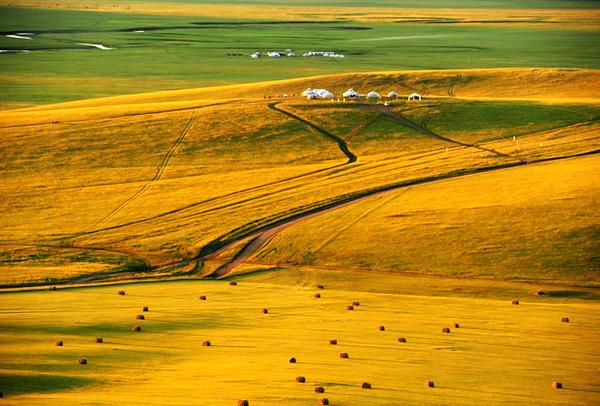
top-left (301, 88), bottom-right (313, 97)
top-left (366, 91), bottom-right (380, 99)
top-left (408, 93), bottom-right (422, 101)
top-left (387, 91), bottom-right (399, 99)
top-left (343, 88), bottom-right (358, 98)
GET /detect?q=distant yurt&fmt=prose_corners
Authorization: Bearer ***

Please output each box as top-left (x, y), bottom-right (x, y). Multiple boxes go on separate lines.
top-left (343, 88), bottom-right (358, 98)
top-left (301, 88), bottom-right (313, 97)
top-left (367, 91), bottom-right (380, 99)
top-left (408, 92), bottom-right (422, 101)
top-left (387, 91), bottom-right (399, 99)
top-left (316, 89), bottom-right (334, 99)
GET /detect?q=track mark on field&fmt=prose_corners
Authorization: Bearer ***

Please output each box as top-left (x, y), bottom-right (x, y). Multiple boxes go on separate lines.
top-left (448, 75), bottom-right (462, 97)
top-left (91, 111), bottom-right (197, 230)
top-left (344, 115), bottom-right (378, 144)
top-left (370, 106), bottom-right (524, 162)
top-left (268, 102), bottom-right (357, 163)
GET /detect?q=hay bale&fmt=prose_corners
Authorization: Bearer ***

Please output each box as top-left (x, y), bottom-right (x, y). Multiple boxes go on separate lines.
top-left (339, 352), bottom-right (349, 359)
top-left (314, 293), bottom-right (321, 298)
top-left (78, 358), bottom-right (87, 365)
top-left (425, 380), bottom-right (434, 388)
top-left (318, 398), bottom-right (329, 405)
top-left (55, 340), bottom-right (63, 347)
top-left (289, 357), bottom-right (296, 363)
top-left (199, 295), bottom-right (207, 301)
top-left (552, 382), bottom-right (563, 389)
top-left (361, 382), bottom-right (372, 389)
top-left (295, 376), bottom-right (306, 383)
top-left (329, 339), bottom-right (337, 345)
top-left (453, 322), bottom-right (460, 328)
top-left (378, 325), bottom-right (385, 331)
top-left (136, 314), bottom-right (145, 320)
top-left (202, 340), bottom-right (211, 347)
top-left (262, 308), bottom-right (269, 314)
top-left (132, 325), bottom-right (142, 332)
top-left (512, 299), bottom-right (519, 305)
top-left (143, 306), bottom-right (149, 312)
top-left (346, 305), bottom-right (354, 311)
top-left (49, 286), bottom-right (57, 291)
top-left (536, 290), bottom-right (545, 296)
top-left (237, 400), bottom-right (249, 406)
top-left (118, 290), bottom-right (126, 296)
top-left (315, 386), bottom-right (325, 393)
top-left (441, 327), bottom-right (451, 333)
top-left (352, 301), bottom-right (360, 306)
top-left (316, 285), bottom-right (324, 289)
top-left (229, 281), bottom-right (238, 286)
top-left (398, 337), bottom-right (407, 343)
top-left (95, 337), bottom-right (103, 343)
top-left (561, 317), bottom-right (570, 323)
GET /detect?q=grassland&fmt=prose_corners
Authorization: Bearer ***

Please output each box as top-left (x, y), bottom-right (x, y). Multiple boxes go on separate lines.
top-left (1, 278), bottom-right (599, 405)
top-left (1, 2), bottom-right (600, 107)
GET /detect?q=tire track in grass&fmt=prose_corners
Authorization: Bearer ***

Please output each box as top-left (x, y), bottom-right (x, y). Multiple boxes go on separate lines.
top-left (91, 111), bottom-right (197, 230)
top-left (448, 75), bottom-right (462, 97)
top-left (268, 102), bottom-right (357, 163)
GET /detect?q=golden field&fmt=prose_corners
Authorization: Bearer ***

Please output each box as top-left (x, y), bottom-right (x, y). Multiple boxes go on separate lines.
top-left (0, 67), bottom-right (599, 404)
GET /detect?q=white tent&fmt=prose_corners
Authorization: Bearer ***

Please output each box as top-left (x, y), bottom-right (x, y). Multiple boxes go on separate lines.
top-left (343, 88), bottom-right (358, 98)
top-left (408, 93), bottom-right (422, 101)
top-left (317, 90), bottom-right (334, 99)
top-left (267, 51), bottom-right (281, 57)
top-left (250, 52), bottom-right (261, 59)
top-left (367, 91), bottom-right (380, 99)
top-left (301, 88), bottom-right (313, 97)
top-left (387, 91), bottom-right (399, 99)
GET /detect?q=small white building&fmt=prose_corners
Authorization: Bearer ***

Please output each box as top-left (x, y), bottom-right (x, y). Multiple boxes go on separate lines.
top-left (367, 91), bottom-right (380, 99)
top-left (342, 88), bottom-right (358, 98)
top-left (250, 52), bottom-right (261, 59)
top-left (408, 93), bottom-right (422, 101)
top-left (303, 88), bottom-right (334, 99)
top-left (387, 91), bottom-right (399, 99)
top-left (267, 51), bottom-right (282, 57)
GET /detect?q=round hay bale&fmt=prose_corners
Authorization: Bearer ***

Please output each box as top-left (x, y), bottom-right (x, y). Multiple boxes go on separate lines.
top-left (378, 325), bottom-right (385, 331)
top-left (314, 293), bottom-right (321, 298)
top-left (552, 382), bottom-right (563, 389)
top-left (441, 327), bottom-right (451, 334)
top-left (295, 376), bottom-right (306, 383)
top-left (132, 325), bottom-right (142, 332)
top-left (361, 382), bottom-right (372, 389)
top-left (289, 357), bottom-right (296, 363)
top-left (55, 340), bottom-right (63, 347)
top-left (536, 290), bottom-right (545, 296)
top-left (318, 398), bottom-right (329, 405)
top-left (425, 380), bottom-right (434, 388)
top-left (202, 340), bottom-right (211, 347)
top-left (339, 352), bottom-right (349, 359)
top-left (346, 305), bottom-right (354, 311)
top-left (398, 337), bottom-right (407, 343)
top-left (262, 308), bottom-right (269, 314)
top-left (329, 339), bottom-right (337, 345)
top-left (352, 301), bottom-right (360, 306)
top-left (453, 322), bottom-right (460, 328)
top-left (49, 286), bottom-right (57, 291)
top-left (561, 317), bottom-right (570, 323)
top-left (199, 295), bottom-right (207, 301)
top-left (143, 306), bottom-right (149, 312)
top-left (229, 281), bottom-right (238, 286)
top-left (78, 358), bottom-right (87, 365)
top-left (315, 386), bottom-right (325, 393)
top-left (512, 299), bottom-right (519, 305)
top-left (118, 290), bottom-right (126, 296)
top-left (95, 337), bottom-right (103, 343)
top-left (316, 285), bottom-right (324, 289)
top-left (237, 400), bottom-right (249, 406)
top-left (136, 314), bottom-right (145, 320)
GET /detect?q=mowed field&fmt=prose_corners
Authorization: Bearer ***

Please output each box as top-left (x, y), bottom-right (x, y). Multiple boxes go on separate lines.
top-left (0, 65), bottom-right (599, 403)
top-left (1, 279), bottom-right (599, 405)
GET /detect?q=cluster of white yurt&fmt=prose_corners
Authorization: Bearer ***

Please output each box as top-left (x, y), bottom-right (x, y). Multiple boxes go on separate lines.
top-left (302, 88), bottom-right (334, 99)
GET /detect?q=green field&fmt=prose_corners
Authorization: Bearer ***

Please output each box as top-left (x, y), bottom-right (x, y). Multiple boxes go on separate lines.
top-left (1, 3), bottom-right (600, 106)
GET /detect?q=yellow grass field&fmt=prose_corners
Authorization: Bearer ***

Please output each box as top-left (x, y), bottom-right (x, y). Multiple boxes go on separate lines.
top-left (0, 67), bottom-right (599, 404)
top-left (1, 278), bottom-right (599, 405)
